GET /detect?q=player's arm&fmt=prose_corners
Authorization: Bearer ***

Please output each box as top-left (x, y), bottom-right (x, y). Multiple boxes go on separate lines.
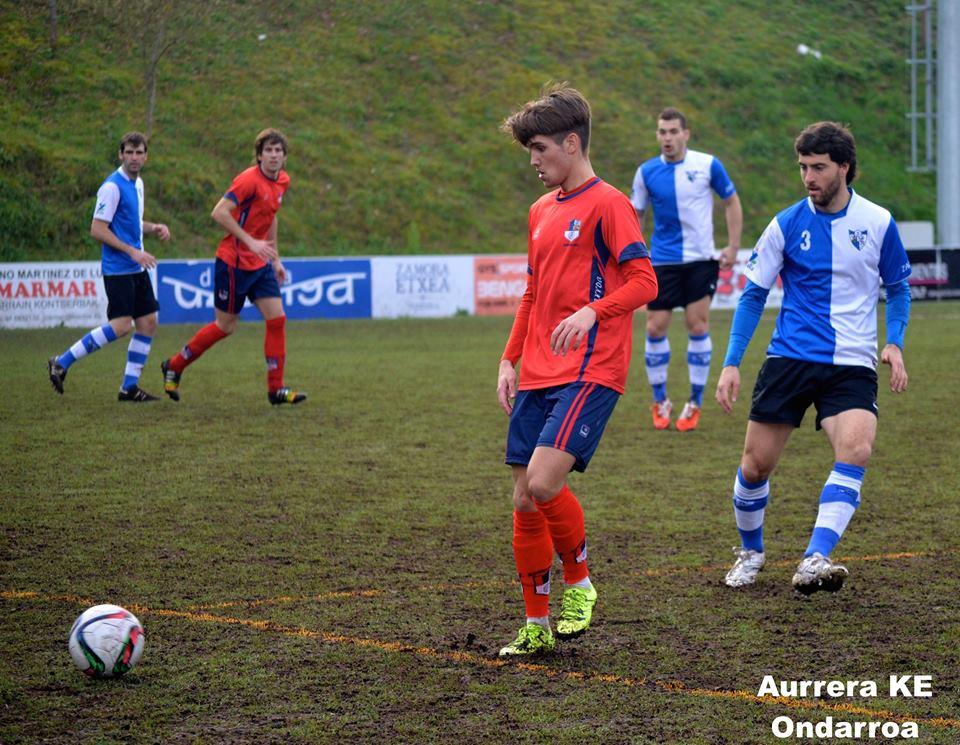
top-left (718, 193), bottom-right (743, 270)
top-left (265, 217), bottom-right (288, 283)
top-left (880, 279), bottom-right (910, 393)
top-left (90, 218), bottom-right (157, 269)
top-left (142, 220), bottom-right (171, 242)
top-left (715, 280), bottom-right (768, 413)
top-left (498, 276), bottom-right (533, 416)
top-left (211, 196), bottom-right (279, 262)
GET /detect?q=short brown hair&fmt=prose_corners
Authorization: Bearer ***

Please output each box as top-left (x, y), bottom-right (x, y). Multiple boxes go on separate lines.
top-left (657, 107), bottom-right (687, 130)
top-left (119, 131), bottom-right (148, 153)
top-left (255, 128), bottom-right (288, 158)
top-left (795, 121), bottom-right (857, 184)
top-left (502, 83), bottom-right (592, 153)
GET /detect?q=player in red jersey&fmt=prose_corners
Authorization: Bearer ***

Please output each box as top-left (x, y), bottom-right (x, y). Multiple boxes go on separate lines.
top-left (496, 85), bottom-right (658, 657)
top-left (160, 128), bottom-right (306, 405)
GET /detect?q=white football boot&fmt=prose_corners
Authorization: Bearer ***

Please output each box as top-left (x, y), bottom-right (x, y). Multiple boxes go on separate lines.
top-left (724, 548), bottom-right (766, 587)
top-left (792, 553), bottom-right (848, 595)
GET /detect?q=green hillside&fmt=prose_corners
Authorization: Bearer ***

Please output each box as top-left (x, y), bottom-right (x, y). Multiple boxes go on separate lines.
top-left (0, 0), bottom-right (935, 262)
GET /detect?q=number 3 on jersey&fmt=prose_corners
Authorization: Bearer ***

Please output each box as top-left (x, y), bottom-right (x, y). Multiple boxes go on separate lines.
top-left (800, 230), bottom-right (811, 251)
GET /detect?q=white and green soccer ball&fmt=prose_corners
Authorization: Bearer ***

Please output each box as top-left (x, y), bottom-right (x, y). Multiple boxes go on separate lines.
top-left (68, 604), bottom-right (145, 679)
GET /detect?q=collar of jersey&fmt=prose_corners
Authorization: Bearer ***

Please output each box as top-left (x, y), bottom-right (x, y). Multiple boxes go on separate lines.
top-left (658, 153), bottom-right (686, 166)
top-left (116, 166), bottom-right (136, 182)
top-left (557, 177), bottom-right (602, 202)
top-left (807, 187), bottom-right (856, 219)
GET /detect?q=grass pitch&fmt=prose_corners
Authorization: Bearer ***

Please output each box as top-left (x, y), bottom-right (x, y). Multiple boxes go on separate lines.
top-left (1, 306), bottom-right (958, 743)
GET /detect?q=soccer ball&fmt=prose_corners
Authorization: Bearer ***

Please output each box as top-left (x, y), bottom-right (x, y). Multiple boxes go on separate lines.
top-left (68, 604), bottom-right (145, 679)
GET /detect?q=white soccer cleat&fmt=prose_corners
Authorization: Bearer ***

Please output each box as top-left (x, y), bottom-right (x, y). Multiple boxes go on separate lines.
top-left (792, 553), bottom-right (849, 596)
top-left (724, 547), bottom-right (766, 587)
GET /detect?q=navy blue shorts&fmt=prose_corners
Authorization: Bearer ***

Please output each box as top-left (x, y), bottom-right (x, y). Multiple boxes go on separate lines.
top-left (750, 357), bottom-right (878, 430)
top-left (505, 382), bottom-right (620, 473)
top-left (214, 258), bottom-right (281, 315)
top-left (103, 271), bottom-right (159, 320)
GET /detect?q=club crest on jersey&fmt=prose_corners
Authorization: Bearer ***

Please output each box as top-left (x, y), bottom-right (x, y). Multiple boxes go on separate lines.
top-left (96, 202), bottom-right (107, 215)
top-left (849, 229), bottom-right (868, 251)
top-left (564, 219), bottom-right (581, 243)
top-left (745, 249), bottom-right (759, 271)
top-left (685, 170), bottom-right (702, 182)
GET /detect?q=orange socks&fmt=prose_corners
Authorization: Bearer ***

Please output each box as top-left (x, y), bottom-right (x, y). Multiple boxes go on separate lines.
top-left (512, 510), bottom-right (553, 618)
top-left (169, 322), bottom-right (228, 372)
top-left (264, 315), bottom-right (286, 391)
top-left (536, 485), bottom-right (589, 584)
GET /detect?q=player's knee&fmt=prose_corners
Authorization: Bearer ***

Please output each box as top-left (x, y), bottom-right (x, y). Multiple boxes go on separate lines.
top-left (110, 318), bottom-right (133, 338)
top-left (216, 317), bottom-right (238, 335)
top-left (137, 315), bottom-right (158, 335)
top-left (512, 489), bottom-right (536, 512)
top-left (739, 458), bottom-right (773, 483)
top-left (840, 440), bottom-right (872, 467)
top-left (526, 473), bottom-right (562, 503)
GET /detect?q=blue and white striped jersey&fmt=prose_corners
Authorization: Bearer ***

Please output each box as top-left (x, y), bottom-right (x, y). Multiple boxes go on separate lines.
top-left (93, 167), bottom-right (145, 276)
top-left (745, 189), bottom-right (912, 369)
top-left (630, 149), bottom-right (736, 265)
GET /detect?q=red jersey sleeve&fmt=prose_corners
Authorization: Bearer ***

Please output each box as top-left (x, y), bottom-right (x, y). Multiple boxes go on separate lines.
top-left (590, 258), bottom-right (658, 320)
top-left (602, 191), bottom-right (649, 264)
top-left (224, 169), bottom-right (256, 206)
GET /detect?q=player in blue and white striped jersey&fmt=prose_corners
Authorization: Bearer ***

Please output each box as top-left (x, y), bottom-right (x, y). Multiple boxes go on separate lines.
top-left (716, 122), bottom-right (911, 595)
top-left (631, 108), bottom-right (743, 431)
top-left (47, 132), bottom-right (171, 401)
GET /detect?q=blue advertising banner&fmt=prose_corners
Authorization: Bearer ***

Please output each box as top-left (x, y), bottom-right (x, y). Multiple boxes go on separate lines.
top-left (157, 258), bottom-right (372, 323)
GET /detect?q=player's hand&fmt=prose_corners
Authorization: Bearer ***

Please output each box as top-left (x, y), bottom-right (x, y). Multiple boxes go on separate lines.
top-left (715, 365), bottom-right (741, 413)
top-left (880, 344), bottom-right (908, 393)
top-left (551, 306), bottom-right (597, 356)
top-left (247, 238), bottom-right (279, 262)
top-left (497, 360), bottom-right (518, 416)
top-left (272, 259), bottom-right (288, 284)
top-left (133, 250), bottom-right (158, 270)
top-left (718, 245), bottom-right (738, 270)
top-left (153, 223), bottom-right (171, 242)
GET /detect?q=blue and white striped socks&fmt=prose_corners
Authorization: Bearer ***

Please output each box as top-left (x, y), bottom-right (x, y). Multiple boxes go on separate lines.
top-left (57, 323), bottom-right (119, 369)
top-left (645, 334), bottom-right (670, 402)
top-left (733, 468), bottom-right (769, 553)
top-left (121, 333), bottom-right (153, 392)
top-left (687, 332), bottom-right (712, 406)
top-left (804, 462), bottom-right (864, 558)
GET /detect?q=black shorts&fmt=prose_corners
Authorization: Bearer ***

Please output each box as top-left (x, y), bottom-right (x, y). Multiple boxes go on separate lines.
top-left (647, 259), bottom-right (719, 310)
top-left (749, 357), bottom-right (878, 430)
top-left (214, 258), bottom-right (282, 315)
top-left (103, 271), bottom-right (159, 320)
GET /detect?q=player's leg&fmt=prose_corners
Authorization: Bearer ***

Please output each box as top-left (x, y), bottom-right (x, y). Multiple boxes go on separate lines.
top-left (677, 260), bottom-right (719, 431)
top-left (645, 308), bottom-right (673, 429)
top-left (793, 400), bottom-right (877, 595)
top-left (250, 266), bottom-right (304, 405)
top-left (677, 294), bottom-right (712, 431)
top-left (724, 357), bottom-right (810, 587)
top-left (724, 420), bottom-right (793, 587)
top-left (254, 292), bottom-right (305, 405)
top-left (500, 390), bottom-right (556, 657)
top-left (47, 275), bottom-right (132, 394)
top-left (499, 464), bottom-right (557, 657)
top-left (526, 383), bottom-right (619, 637)
top-left (161, 259), bottom-right (238, 400)
top-left (118, 273), bottom-right (161, 401)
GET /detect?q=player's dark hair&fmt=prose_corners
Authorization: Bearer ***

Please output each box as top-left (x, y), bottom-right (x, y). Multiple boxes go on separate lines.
top-left (255, 128), bottom-right (288, 159)
top-left (502, 82), bottom-right (592, 153)
top-left (119, 131), bottom-right (148, 153)
top-left (658, 107), bottom-right (687, 130)
top-left (795, 121), bottom-right (857, 184)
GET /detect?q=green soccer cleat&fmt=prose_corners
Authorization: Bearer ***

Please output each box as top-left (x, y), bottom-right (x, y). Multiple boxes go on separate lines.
top-left (498, 623), bottom-right (556, 658)
top-left (555, 584), bottom-right (598, 639)
top-left (268, 387), bottom-right (307, 405)
top-left (160, 359), bottom-right (181, 402)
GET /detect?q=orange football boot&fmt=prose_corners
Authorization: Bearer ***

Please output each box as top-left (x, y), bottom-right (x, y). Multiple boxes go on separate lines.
top-left (676, 401), bottom-right (701, 432)
top-left (651, 399), bottom-right (672, 430)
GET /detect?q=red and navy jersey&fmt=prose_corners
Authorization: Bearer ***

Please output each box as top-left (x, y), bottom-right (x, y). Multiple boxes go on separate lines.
top-left (215, 165), bottom-right (290, 270)
top-left (516, 177), bottom-right (650, 394)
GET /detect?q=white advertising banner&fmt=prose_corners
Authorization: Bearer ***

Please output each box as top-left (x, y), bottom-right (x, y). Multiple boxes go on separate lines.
top-left (0, 262), bottom-right (112, 329)
top-left (371, 255), bottom-right (476, 318)
top-left (710, 249), bottom-right (784, 310)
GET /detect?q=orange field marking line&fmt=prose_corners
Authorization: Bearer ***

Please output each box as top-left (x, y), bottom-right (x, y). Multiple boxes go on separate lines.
top-left (184, 547), bottom-right (958, 609)
top-left (638, 547), bottom-right (958, 578)
top-left (5, 589), bottom-right (959, 731)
